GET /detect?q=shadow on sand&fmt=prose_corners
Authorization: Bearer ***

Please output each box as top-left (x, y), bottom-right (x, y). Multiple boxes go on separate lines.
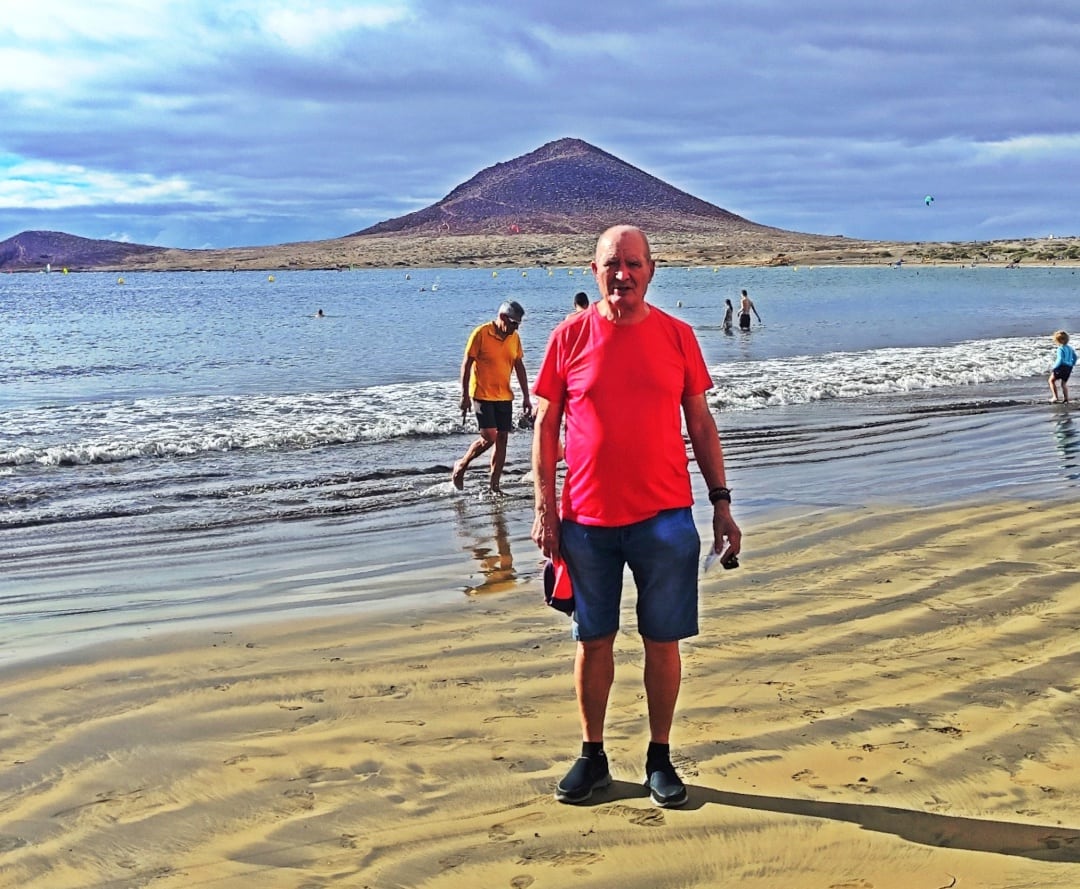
top-left (583, 781), bottom-right (1080, 862)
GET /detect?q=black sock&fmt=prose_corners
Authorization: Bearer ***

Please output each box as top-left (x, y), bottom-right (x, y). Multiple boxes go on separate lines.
top-left (581, 741), bottom-right (604, 759)
top-left (646, 741), bottom-right (670, 770)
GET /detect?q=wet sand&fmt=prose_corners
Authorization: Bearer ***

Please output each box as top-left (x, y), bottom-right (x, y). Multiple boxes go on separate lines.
top-left (2, 498), bottom-right (1079, 888)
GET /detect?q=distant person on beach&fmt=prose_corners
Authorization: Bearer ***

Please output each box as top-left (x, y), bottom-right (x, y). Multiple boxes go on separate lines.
top-left (722, 298), bottom-right (734, 332)
top-left (531, 224), bottom-right (741, 809)
top-left (568, 291), bottom-right (589, 318)
top-left (1049, 330), bottom-right (1077, 403)
top-left (452, 300), bottom-right (532, 493)
top-left (738, 289), bottom-right (761, 330)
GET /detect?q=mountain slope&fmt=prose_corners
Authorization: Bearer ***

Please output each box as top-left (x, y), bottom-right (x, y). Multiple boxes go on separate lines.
top-left (353, 137), bottom-right (790, 237)
top-left (0, 231), bottom-right (162, 272)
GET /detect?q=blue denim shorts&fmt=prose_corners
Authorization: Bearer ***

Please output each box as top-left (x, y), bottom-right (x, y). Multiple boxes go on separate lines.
top-left (560, 507), bottom-right (700, 643)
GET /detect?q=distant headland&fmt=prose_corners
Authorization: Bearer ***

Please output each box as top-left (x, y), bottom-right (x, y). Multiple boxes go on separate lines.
top-left (1, 138), bottom-right (1077, 272)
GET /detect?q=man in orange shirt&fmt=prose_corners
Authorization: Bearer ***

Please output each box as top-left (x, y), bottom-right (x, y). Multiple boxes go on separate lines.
top-left (452, 300), bottom-right (532, 493)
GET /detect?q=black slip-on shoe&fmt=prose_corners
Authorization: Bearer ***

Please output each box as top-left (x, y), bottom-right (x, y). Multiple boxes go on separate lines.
top-left (644, 763), bottom-right (688, 808)
top-left (555, 754), bottom-right (611, 804)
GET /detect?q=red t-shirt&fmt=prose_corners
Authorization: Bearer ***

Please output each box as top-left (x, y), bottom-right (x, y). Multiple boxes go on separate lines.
top-left (533, 305), bottom-right (713, 526)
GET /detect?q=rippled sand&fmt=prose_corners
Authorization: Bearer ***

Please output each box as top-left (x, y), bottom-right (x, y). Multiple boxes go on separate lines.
top-left (2, 499), bottom-right (1079, 888)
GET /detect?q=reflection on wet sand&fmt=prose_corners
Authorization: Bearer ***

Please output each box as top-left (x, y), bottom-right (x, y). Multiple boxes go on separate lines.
top-left (1052, 410), bottom-right (1080, 479)
top-left (454, 498), bottom-right (522, 595)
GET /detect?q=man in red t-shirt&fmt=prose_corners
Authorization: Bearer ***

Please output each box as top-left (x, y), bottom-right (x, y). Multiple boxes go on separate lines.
top-left (531, 225), bottom-right (742, 808)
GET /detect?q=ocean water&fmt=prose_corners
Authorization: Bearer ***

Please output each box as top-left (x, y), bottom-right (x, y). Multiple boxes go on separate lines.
top-left (2, 264), bottom-right (1079, 665)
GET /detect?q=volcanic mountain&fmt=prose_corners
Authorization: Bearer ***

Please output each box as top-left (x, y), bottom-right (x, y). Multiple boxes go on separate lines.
top-left (0, 230), bottom-right (161, 272)
top-left (1, 137), bottom-right (919, 271)
top-left (354, 137), bottom-right (787, 238)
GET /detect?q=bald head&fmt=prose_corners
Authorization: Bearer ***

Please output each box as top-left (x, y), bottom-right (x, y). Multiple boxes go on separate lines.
top-left (595, 225), bottom-right (652, 265)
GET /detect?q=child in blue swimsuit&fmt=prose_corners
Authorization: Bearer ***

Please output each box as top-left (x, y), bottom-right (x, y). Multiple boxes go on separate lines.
top-left (1049, 330), bottom-right (1077, 403)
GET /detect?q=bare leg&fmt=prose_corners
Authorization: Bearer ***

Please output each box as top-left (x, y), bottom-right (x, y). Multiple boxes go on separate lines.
top-left (1050, 375), bottom-right (1060, 402)
top-left (1064, 379), bottom-right (1070, 403)
top-left (452, 430), bottom-right (495, 488)
top-left (488, 430), bottom-right (510, 492)
top-left (576, 634), bottom-right (616, 742)
top-left (643, 638), bottom-right (682, 744)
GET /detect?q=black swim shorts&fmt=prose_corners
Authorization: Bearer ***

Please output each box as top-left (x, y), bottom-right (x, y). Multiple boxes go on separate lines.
top-left (475, 399), bottom-right (514, 432)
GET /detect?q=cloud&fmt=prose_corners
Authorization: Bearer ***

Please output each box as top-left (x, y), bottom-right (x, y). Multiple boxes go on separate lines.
top-left (0, 157), bottom-right (217, 210)
top-left (1, 0), bottom-right (1079, 247)
top-left (262, 2), bottom-right (412, 49)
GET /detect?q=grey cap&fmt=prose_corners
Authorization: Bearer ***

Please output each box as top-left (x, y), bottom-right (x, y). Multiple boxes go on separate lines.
top-left (499, 300), bottom-right (525, 323)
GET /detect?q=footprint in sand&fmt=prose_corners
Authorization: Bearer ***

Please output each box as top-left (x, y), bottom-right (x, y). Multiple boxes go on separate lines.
top-left (510, 876), bottom-right (535, 888)
top-left (605, 804), bottom-right (665, 827)
top-left (489, 811), bottom-right (545, 839)
top-left (0, 836), bottom-right (28, 853)
top-left (671, 751), bottom-right (700, 779)
top-left (520, 847), bottom-right (603, 867)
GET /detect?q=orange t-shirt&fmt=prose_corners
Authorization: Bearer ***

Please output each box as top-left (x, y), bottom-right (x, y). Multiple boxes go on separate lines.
top-left (465, 322), bottom-right (522, 401)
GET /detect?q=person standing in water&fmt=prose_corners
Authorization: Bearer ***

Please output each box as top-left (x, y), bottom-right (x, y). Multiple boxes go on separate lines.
top-left (738, 289), bottom-right (762, 330)
top-left (452, 300), bottom-right (532, 493)
top-left (1049, 330), bottom-right (1077, 403)
top-left (722, 298), bottom-right (734, 333)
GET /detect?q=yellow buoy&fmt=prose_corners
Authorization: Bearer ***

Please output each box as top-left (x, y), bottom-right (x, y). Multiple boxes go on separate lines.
top-left (117, 277), bottom-right (125, 285)
top-left (268, 275), bottom-right (275, 282)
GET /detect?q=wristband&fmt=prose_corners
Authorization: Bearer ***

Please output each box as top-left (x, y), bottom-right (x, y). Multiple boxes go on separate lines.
top-left (708, 486), bottom-right (732, 504)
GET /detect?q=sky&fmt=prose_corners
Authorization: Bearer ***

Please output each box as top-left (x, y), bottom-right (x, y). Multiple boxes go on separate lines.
top-left (1, 0), bottom-right (1078, 249)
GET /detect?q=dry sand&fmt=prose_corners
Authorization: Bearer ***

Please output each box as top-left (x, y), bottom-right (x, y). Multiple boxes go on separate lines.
top-left (112, 232), bottom-right (1080, 273)
top-left (2, 499), bottom-right (1079, 888)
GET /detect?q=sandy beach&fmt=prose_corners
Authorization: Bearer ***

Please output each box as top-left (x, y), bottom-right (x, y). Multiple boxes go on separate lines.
top-left (96, 231), bottom-right (1080, 274)
top-left (2, 497), bottom-right (1079, 889)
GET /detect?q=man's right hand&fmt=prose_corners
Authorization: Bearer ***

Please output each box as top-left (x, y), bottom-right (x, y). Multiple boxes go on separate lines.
top-left (531, 508), bottom-right (561, 561)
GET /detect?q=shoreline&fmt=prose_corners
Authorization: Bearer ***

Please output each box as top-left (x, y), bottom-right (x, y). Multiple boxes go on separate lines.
top-left (2, 498), bottom-right (1079, 888)
top-left (4, 386), bottom-right (1078, 673)
top-left (4, 232), bottom-right (1079, 273)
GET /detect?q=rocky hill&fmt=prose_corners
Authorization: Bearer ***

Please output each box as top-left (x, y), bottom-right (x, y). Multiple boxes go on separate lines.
top-left (0, 138), bottom-right (837, 272)
top-left (2, 139), bottom-right (1076, 272)
top-left (0, 230), bottom-right (162, 272)
top-left (354, 137), bottom-right (789, 238)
